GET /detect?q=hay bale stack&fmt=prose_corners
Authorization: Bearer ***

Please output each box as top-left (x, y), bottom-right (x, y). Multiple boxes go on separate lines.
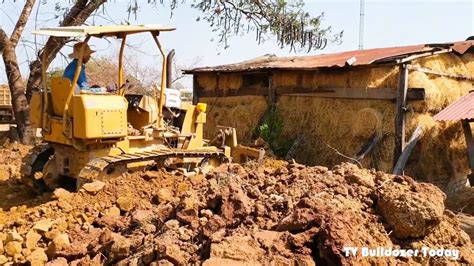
top-left (200, 96), bottom-right (267, 142)
top-left (276, 97), bottom-right (395, 172)
top-left (403, 53), bottom-right (474, 186)
top-left (195, 52), bottom-right (474, 192)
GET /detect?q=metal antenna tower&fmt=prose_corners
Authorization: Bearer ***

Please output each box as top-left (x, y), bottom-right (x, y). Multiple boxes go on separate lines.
top-left (359, 0), bottom-right (365, 50)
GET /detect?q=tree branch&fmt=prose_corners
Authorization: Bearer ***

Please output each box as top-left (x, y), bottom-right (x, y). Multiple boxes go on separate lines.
top-left (0, 28), bottom-right (10, 53)
top-left (26, 0), bottom-right (107, 99)
top-left (10, 0), bottom-right (36, 47)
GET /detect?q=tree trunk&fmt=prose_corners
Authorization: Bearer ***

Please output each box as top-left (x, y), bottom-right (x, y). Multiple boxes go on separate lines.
top-left (0, 0), bottom-right (36, 144)
top-left (1, 38), bottom-right (31, 144)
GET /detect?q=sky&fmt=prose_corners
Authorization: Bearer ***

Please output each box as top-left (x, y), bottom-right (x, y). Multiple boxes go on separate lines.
top-left (0, 0), bottom-right (473, 89)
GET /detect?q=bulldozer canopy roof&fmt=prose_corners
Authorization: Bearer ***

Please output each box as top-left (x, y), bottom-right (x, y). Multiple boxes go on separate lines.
top-left (32, 24), bottom-right (175, 38)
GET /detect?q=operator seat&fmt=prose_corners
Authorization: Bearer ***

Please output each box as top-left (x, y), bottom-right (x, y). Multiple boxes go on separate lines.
top-left (50, 77), bottom-right (72, 117)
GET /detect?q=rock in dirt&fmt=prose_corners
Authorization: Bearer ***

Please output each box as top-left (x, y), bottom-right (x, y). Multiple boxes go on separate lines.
top-left (33, 219), bottom-right (53, 233)
top-left (205, 235), bottom-right (264, 265)
top-left (131, 209), bottom-right (154, 225)
top-left (49, 234), bottom-right (70, 253)
top-left (25, 229), bottom-right (42, 250)
top-left (82, 181), bottom-right (105, 194)
top-left (45, 257), bottom-right (68, 266)
top-left (6, 230), bottom-right (23, 243)
top-left (116, 196), bottom-right (134, 212)
top-left (106, 206), bottom-right (121, 216)
top-left (142, 171), bottom-right (161, 181)
top-left (0, 255), bottom-right (8, 265)
top-left (377, 177), bottom-right (445, 238)
top-left (157, 243), bottom-right (189, 266)
top-left (52, 188), bottom-right (73, 200)
top-left (27, 248), bottom-right (48, 265)
top-left (4, 241), bottom-right (22, 256)
top-left (155, 188), bottom-right (174, 203)
top-left (109, 233), bottom-right (131, 261)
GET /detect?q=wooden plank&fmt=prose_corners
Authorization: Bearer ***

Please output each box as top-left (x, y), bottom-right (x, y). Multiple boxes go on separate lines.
top-left (393, 125), bottom-right (423, 175)
top-left (354, 133), bottom-right (381, 161)
top-left (393, 64), bottom-right (409, 169)
top-left (461, 120), bottom-right (474, 170)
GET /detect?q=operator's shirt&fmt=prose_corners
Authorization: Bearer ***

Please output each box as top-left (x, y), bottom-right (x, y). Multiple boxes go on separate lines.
top-left (63, 59), bottom-right (89, 93)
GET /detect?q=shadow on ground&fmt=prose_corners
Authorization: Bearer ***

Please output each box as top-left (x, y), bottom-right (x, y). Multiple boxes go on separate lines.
top-left (0, 179), bottom-right (51, 210)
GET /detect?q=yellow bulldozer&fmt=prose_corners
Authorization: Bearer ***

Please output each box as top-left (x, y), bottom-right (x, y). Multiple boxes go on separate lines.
top-left (21, 25), bottom-right (264, 192)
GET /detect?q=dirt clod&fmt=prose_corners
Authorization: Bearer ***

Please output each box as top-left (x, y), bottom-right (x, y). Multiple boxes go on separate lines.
top-left (0, 140), bottom-right (472, 265)
top-left (82, 181), bottom-right (105, 195)
top-left (377, 177), bottom-right (445, 238)
top-left (116, 196), bottom-right (134, 212)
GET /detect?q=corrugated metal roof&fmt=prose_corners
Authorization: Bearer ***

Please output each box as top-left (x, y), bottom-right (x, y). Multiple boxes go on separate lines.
top-left (185, 40), bottom-right (474, 73)
top-left (434, 91), bottom-right (474, 121)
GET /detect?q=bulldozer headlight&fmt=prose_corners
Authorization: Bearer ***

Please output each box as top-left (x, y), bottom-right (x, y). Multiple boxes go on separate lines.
top-left (196, 103), bottom-right (207, 113)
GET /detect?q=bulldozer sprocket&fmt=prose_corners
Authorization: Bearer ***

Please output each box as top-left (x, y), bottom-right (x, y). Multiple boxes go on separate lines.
top-left (20, 143), bottom-right (54, 191)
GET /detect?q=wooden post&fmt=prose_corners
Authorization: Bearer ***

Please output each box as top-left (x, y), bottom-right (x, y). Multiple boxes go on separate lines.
top-left (393, 64), bottom-right (409, 169)
top-left (268, 73), bottom-right (276, 110)
top-left (461, 120), bottom-right (474, 170)
top-left (192, 75), bottom-right (199, 105)
top-left (393, 125), bottom-right (423, 175)
top-left (252, 73), bottom-right (274, 140)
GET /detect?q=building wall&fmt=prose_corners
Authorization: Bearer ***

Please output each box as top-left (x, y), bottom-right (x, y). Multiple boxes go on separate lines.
top-left (195, 52), bottom-right (474, 190)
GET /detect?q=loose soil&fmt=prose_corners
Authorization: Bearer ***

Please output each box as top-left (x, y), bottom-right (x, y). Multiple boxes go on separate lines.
top-left (0, 142), bottom-right (472, 265)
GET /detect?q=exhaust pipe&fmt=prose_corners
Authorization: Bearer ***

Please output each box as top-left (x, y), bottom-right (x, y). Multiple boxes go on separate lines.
top-left (166, 49), bottom-right (175, 88)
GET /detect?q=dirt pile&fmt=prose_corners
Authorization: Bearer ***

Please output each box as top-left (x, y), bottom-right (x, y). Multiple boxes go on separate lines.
top-left (0, 140), bottom-right (31, 181)
top-left (0, 157), bottom-right (472, 265)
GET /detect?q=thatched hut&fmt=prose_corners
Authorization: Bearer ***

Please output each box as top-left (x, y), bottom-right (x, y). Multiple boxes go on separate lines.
top-left (185, 40), bottom-right (474, 191)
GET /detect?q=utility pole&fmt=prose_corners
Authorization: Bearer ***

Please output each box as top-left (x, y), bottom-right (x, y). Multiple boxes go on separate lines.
top-left (359, 0), bottom-right (365, 50)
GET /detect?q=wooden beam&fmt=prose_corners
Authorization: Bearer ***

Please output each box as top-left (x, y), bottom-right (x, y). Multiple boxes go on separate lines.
top-left (354, 133), bottom-right (381, 161)
top-left (393, 64), bottom-right (409, 169)
top-left (393, 125), bottom-right (423, 175)
top-left (198, 86), bottom-right (269, 98)
top-left (461, 120), bottom-right (474, 170)
top-left (280, 87), bottom-right (424, 101)
top-left (198, 86), bottom-right (425, 101)
top-left (192, 75), bottom-right (199, 105)
top-left (407, 65), bottom-right (474, 82)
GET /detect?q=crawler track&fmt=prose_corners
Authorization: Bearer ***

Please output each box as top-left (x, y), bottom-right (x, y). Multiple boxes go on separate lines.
top-left (78, 148), bottom-right (227, 181)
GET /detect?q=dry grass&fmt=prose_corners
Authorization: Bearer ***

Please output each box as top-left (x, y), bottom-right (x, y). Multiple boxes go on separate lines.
top-left (274, 67), bottom-right (399, 90)
top-left (409, 53), bottom-right (473, 113)
top-left (198, 52), bottom-right (474, 187)
top-left (276, 96), bottom-right (395, 172)
top-left (197, 73), bottom-right (217, 91)
top-left (200, 96), bottom-right (268, 142)
top-left (404, 113), bottom-right (469, 186)
top-left (197, 73), bottom-right (242, 93)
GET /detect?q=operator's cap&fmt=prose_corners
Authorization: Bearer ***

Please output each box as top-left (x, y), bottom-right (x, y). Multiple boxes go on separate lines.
top-left (69, 42), bottom-right (95, 59)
